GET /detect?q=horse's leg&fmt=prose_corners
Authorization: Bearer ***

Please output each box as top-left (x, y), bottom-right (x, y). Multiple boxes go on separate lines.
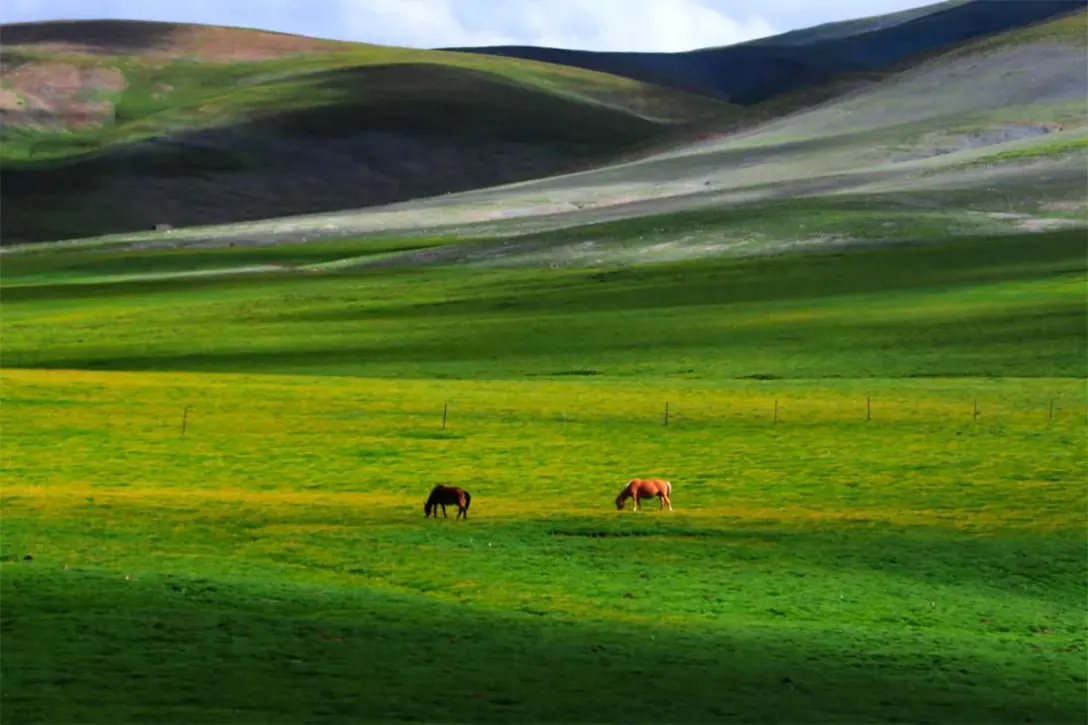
top-left (442, 503), bottom-right (448, 518)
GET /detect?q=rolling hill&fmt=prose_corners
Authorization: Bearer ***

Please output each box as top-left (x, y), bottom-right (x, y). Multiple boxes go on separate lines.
top-left (0, 20), bottom-right (733, 243)
top-left (11, 6), bottom-right (1080, 268)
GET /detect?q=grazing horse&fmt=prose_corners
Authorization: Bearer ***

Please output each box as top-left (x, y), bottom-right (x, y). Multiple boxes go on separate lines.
top-left (424, 485), bottom-right (472, 519)
top-left (615, 478), bottom-right (673, 512)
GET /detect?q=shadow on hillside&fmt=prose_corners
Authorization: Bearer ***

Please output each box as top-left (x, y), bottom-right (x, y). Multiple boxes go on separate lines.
top-left (246, 64), bottom-right (663, 144)
top-left (278, 229), bottom-right (1087, 324)
top-left (541, 517), bottom-right (1087, 607)
top-left (0, 63), bottom-right (670, 244)
top-left (6, 295), bottom-right (1084, 378)
top-left (0, 20), bottom-right (183, 54)
top-left (2, 566), bottom-right (1083, 724)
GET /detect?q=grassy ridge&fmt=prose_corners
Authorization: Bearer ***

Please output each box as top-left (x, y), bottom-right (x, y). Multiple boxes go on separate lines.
top-left (1, 40), bottom-right (733, 167)
top-left (1, 366), bottom-right (1085, 723)
top-left (2, 229), bottom-right (1084, 379)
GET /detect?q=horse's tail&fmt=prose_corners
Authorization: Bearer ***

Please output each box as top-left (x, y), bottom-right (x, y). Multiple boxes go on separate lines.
top-left (463, 491), bottom-right (472, 512)
top-left (666, 481), bottom-right (672, 497)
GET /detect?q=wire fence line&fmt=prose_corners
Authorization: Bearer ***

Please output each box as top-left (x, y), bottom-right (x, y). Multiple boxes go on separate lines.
top-left (63, 393), bottom-right (1082, 439)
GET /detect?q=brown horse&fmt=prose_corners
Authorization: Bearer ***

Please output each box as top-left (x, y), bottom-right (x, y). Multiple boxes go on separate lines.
top-left (615, 478), bottom-right (673, 512)
top-left (424, 485), bottom-right (472, 519)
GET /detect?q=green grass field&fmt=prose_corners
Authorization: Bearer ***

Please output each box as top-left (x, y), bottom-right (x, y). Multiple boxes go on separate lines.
top-left (2, 367), bottom-right (1086, 724)
top-left (2, 222), bottom-right (1086, 723)
top-left (2, 228), bottom-right (1085, 379)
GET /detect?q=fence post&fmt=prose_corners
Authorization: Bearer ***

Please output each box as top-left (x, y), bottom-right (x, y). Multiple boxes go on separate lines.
top-left (973, 399), bottom-right (979, 423)
top-left (1049, 399), bottom-right (1054, 423)
top-left (774, 400), bottom-right (778, 424)
top-left (664, 402), bottom-right (670, 427)
top-left (442, 402), bottom-right (448, 431)
top-left (866, 396), bottom-right (871, 422)
top-left (181, 405), bottom-right (191, 436)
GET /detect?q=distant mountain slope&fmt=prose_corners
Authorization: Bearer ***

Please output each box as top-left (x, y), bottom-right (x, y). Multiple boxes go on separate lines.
top-left (741, 1), bottom-right (971, 47)
top-left (444, 0), bottom-right (1086, 104)
top-left (0, 21), bottom-right (733, 243)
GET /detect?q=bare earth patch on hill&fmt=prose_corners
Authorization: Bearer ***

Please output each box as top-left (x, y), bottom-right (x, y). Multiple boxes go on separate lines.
top-left (0, 60), bottom-right (127, 129)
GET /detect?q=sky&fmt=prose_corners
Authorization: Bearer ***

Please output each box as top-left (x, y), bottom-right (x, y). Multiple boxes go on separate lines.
top-left (0, 0), bottom-right (941, 52)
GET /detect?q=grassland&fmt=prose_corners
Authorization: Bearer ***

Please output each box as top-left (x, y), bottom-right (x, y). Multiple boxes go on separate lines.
top-left (2, 367), bottom-right (1085, 724)
top-left (2, 228), bottom-right (1085, 378)
top-left (2, 218), bottom-right (1087, 723)
top-left (2, 7), bottom-right (1087, 722)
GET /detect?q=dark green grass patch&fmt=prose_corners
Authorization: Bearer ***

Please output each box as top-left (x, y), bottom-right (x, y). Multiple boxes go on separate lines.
top-left (2, 559), bottom-right (1084, 725)
top-left (2, 229), bottom-right (1084, 379)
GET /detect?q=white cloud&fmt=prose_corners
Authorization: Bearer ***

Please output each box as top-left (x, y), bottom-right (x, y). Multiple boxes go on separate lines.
top-left (1, 0), bottom-right (940, 52)
top-left (520, 0), bottom-right (775, 51)
top-left (338, 0), bottom-right (776, 52)
top-left (337, 0), bottom-right (518, 48)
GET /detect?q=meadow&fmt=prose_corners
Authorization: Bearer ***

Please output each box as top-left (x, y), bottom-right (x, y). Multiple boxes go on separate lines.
top-left (2, 228), bottom-right (1085, 379)
top-left (2, 221), bottom-right (1087, 723)
top-left (2, 369), bottom-right (1086, 724)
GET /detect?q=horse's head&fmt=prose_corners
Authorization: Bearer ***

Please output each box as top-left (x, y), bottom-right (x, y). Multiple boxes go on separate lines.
top-left (615, 494), bottom-right (626, 510)
top-left (424, 501), bottom-right (432, 516)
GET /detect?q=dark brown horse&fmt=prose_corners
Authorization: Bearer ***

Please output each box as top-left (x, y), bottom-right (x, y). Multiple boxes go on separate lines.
top-left (424, 485), bottom-right (472, 519)
top-left (615, 478), bottom-right (673, 512)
